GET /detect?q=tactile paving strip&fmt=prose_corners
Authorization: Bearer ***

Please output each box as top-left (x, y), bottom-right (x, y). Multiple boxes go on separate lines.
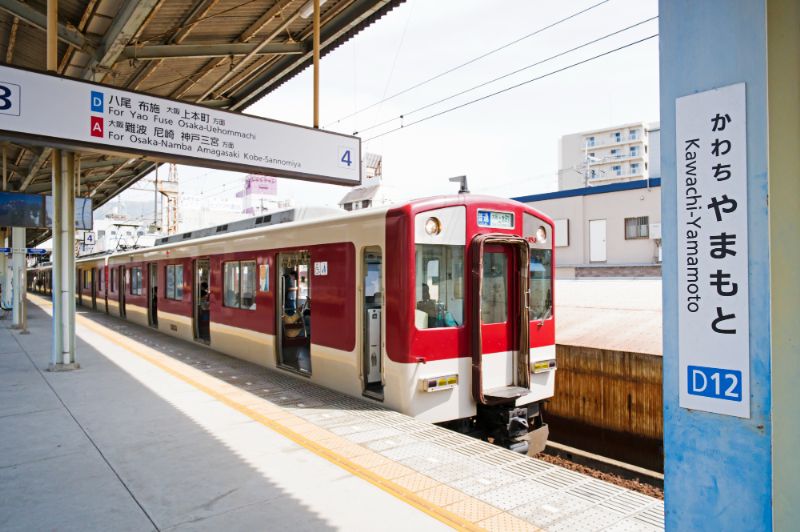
top-left (74, 306), bottom-right (665, 531)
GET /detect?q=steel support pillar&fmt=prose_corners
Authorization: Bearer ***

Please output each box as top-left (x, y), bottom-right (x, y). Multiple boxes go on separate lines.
top-left (0, 230), bottom-right (9, 314)
top-left (10, 226), bottom-right (26, 331)
top-left (49, 150), bottom-right (77, 369)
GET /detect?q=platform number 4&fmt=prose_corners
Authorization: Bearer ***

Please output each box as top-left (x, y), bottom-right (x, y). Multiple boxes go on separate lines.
top-left (339, 147), bottom-right (354, 169)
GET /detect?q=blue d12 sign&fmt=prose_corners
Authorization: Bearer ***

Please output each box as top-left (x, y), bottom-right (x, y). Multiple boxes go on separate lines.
top-left (90, 90), bottom-right (103, 113)
top-left (688, 365), bottom-right (743, 402)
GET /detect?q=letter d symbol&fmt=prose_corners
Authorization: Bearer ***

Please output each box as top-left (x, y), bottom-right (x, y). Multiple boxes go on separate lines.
top-left (692, 369), bottom-right (708, 393)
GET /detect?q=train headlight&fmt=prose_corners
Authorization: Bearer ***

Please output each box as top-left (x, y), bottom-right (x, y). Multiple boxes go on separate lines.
top-left (536, 226), bottom-right (547, 243)
top-left (420, 374), bottom-right (458, 392)
top-left (424, 217), bottom-right (442, 235)
top-left (532, 359), bottom-right (557, 374)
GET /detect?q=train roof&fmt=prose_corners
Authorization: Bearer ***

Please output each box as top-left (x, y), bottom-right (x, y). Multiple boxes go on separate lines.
top-left (65, 194), bottom-right (550, 265)
top-left (153, 206), bottom-right (343, 247)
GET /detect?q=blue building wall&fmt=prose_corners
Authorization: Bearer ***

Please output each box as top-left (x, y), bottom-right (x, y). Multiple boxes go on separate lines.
top-left (660, 1), bottom-right (772, 530)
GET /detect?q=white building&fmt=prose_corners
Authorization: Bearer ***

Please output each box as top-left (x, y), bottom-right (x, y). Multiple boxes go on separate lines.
top-left (558, 122), bottom-right (660, 190)
top-left (339, 153), bottom-right (397, 211)
top-left (515, 122), bottom-right (661, 278)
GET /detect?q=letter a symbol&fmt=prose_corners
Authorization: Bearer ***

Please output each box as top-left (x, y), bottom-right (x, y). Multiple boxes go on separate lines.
top-left (90, 116), bottom-right (104, 138)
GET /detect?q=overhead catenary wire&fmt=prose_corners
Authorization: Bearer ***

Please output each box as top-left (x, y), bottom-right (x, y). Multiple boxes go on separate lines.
top-left (324, 0), bottom-right (612, 128)
top-left (363, 33), bottom-right (659, 142)
top-left (354, 16), bottom-right (658, 136)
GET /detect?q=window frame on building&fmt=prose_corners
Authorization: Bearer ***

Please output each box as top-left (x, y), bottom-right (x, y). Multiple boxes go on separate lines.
top-left (612, 165), bottom-right (622, 176)
top-left (631, 162), bottom-right (641, 175)
top-left (624, 216), bottom-right (650, 239)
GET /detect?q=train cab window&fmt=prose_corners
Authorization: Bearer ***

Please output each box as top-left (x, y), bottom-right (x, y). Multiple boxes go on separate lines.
top-left (529, 249), bottom-right (553, 321)
top-left (166, 265), bottom-right (184, 300)
top-left (415, 244), bottom-right (464, 329)
top-left (223, 261), bottom-right (257, 310)
top-left (481, 252), bottom-right (508, 324)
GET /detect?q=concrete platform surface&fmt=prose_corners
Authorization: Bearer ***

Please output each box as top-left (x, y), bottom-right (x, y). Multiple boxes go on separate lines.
top-left (1, 295), bottom-right (664, 531)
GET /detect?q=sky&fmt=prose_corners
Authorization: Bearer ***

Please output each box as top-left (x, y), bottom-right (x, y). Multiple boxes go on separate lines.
top-left (119, 0), bottom-right (660, 213)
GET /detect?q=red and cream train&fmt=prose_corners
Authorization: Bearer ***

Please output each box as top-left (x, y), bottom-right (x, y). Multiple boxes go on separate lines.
top-left (29, 194), bottom-right (556, 452)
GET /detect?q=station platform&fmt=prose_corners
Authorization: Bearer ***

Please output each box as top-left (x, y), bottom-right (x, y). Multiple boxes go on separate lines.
top-left (1, 295), bottom-right (664, 531)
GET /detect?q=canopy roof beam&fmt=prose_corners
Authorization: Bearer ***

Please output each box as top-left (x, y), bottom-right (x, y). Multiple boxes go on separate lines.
top-left (0, 0), bottom-right (95, 52)
top-left (120, 41), bottom-right (306, 60)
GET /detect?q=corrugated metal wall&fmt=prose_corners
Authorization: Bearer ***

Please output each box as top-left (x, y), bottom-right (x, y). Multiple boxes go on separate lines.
top-left (547, 345), bottom-right (663, 441)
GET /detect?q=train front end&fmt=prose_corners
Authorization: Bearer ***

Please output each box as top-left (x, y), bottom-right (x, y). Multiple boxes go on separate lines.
top-left (384, 195), bottom-right (555, 454)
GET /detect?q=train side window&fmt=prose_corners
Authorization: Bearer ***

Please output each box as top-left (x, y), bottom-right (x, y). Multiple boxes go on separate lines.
top-left (110, 268), bottom-right (115, 292)
top-left (175, 265), bottom-right (183, 299)
top-left (224, 261), bottom-right (257, 310)
top-left (130, 267), bottom-right (143, 296)
top-left (223, 262), bottom-right (241, 308)
top-left (241, 261), bottom-right (257, 310)
top-left (414, 244), bottom-right (464, 329)
top-left (165, 265), bottom-right (183, 300)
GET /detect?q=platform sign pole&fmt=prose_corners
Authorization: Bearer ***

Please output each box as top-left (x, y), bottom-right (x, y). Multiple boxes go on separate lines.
top-left (10, 227), bottom-right (26, 331)
top-left (57, 151), bottom-right (76, 365)
top-left (50, 150), bottom-right (63, 367)
top-left (0, 230), bottom-right (9, 312)
top-left (659, 0), bottom-right (800, 529)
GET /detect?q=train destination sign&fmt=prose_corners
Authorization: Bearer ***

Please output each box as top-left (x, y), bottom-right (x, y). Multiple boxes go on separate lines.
top-left (0, 65), bottom-right (360, 186)
top-left (675, 83), bottom-right (750, 418)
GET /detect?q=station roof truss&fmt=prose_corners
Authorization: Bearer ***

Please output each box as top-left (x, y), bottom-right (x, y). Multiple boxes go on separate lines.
top-left (0, 0), bottom-right (404, 245)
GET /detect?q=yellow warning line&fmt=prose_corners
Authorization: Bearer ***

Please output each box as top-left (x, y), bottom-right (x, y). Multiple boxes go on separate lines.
top-left (29, 295), bottom-right (486, 531)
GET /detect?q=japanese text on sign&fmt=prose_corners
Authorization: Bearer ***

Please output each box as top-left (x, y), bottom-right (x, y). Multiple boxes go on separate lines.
top-left (676, 83), bottom-right (750, 418)
top-left (0, 65), bottom-right (360, 185)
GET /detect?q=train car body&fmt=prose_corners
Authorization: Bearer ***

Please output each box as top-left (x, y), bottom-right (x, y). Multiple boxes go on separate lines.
top-left (31, 195), bottom-right (556, 452)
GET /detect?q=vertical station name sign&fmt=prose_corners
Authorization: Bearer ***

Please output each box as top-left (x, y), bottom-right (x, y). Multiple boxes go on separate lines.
top-left (0, 65), bottom-right (360, 185)
top-left (676, 83), bottom-right (749, 418)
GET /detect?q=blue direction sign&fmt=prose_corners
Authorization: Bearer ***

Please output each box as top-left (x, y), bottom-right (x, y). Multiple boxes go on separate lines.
top-left (0, 247), bottom-right (9, 253)
top-left (26, 248), bottom-right (47, 255)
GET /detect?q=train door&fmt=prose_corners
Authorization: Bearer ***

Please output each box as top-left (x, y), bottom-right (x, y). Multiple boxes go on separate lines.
top-left (193, 259), bottom-right (210, 343)
top-left (148, 263), bottom-right (158, 327)
top-left (103, 265), bottom-right (109, 313)
top-left (77, 269), bottom-right (84, 307)
top-left (118, 266), bottom-right (127, 318)
top-left (91, 268), bottom-right (97, 310)
top-left (470, 236), bottom-right (530, 405)
top-left (362, 247), bottom-right (383, 398)
top-left (276, 251), bottom-right (311, 374)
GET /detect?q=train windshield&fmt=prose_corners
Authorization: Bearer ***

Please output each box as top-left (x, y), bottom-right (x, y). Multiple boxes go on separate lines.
top-left (415, 244), bottom-right (464, 329)
top-left (529, 249), bottom-right (553, 321)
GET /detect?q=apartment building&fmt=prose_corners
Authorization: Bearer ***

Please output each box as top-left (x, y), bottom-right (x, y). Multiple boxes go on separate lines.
top-left (515, 122), bottom-right (662, 278)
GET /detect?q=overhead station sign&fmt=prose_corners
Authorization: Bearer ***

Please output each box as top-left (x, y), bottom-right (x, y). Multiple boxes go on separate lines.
top-left (676, 83), bottom-right (750, 418)
top-left (0, 65), bottom-right (360, 186)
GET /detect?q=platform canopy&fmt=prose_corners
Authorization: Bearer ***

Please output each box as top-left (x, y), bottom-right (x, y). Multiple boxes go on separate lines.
top-left (0, 0), bottom-right (403, 245)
